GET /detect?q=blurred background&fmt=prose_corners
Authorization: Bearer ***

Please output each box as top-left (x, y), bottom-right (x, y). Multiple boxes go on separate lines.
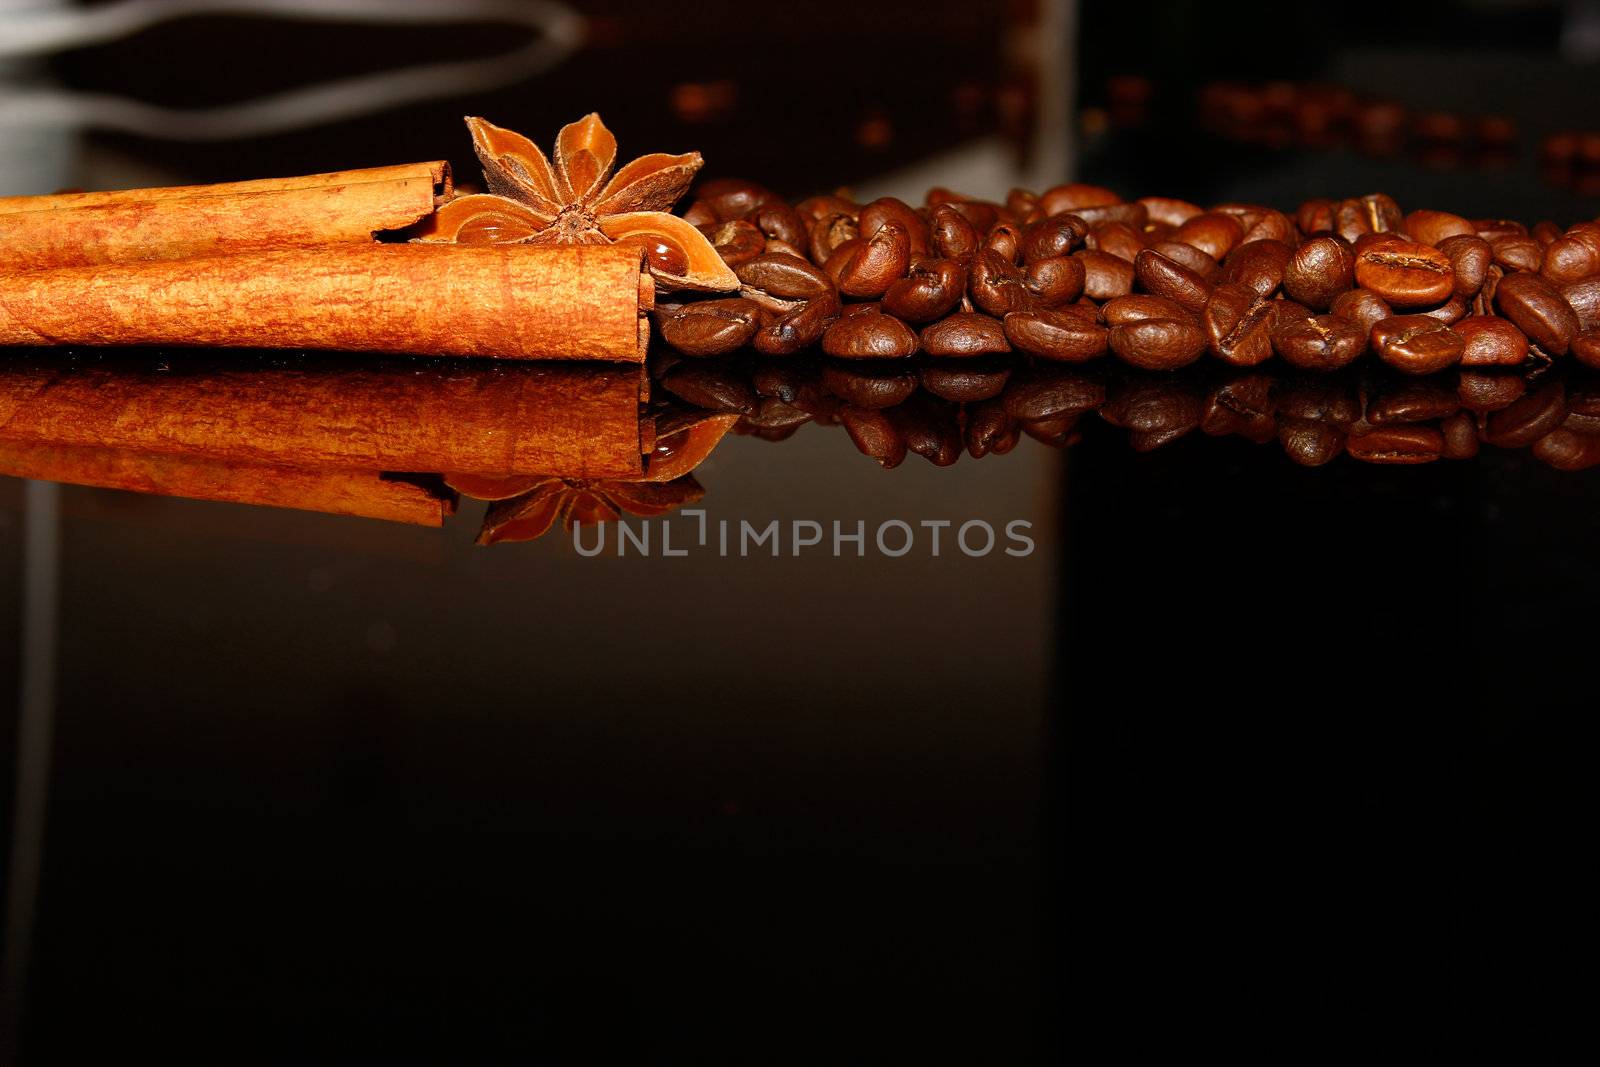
top-left (1, 0), bottom-right (1596, 1061)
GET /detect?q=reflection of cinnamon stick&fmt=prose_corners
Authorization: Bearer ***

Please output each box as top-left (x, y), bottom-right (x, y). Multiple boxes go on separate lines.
top-left (0, 163), bottom-right (451, 272)
top-left (0, 355), bottom-right (646, 478)
top-left (0, 243), bottom-right (652, 361)
top-left (0, 441), bottom-right (456, 526)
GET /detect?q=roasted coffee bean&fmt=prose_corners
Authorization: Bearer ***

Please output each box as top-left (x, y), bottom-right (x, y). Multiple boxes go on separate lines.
top-left (1354, 238), bottom-right (1455, 307)
top-left (969, 251), bottom-right (1033, 315)
top-left (1539, 236), bottom-right (1600, 286)
top-left (1086, 221), bottom-right (1146, 263)
top-left (920, 312), bottom-right (1011, 356)
top-left (1138, 196), bottom-right (1203, 227)
top-left (1440, 412), bottom-right (1480, 459)
top-left (1150, 240), bottom-right (1222, 283)
top-left (1021, 214), bottom-right (1089, 263)
top-left (695, 178), bottom-right (779, 221)
top-left (1402, 209), bottom-right (1474, 246)
top-left (1278, 418), bottom-right (1346, 466)
top-left (1532, 428), bottom-right (1600, 470)
top-left (919, 357), bottom-right (1012, 401)
top-left (882, 258), bottom-right (966, 323)
top-left (751, 201), bottom-right (807, 247)
top-left (1241, 209), bottom-right (1297, 246)
top-left (661, 360), bottom-right (758, 413)
top-left (821, 307), bottom-right (918, 358)
top-left (1026, 256), bottom-right (1087, 306)
top-left (1202, 374), bottom-right (1277, 442)
top-left (1221, 239), bottom-right (1292, 297)
top-left (1021, 413), bottom-right (1082, 447)
top-left (965, 397), bottom-right (1016, 458)
top-left (1278, 380), bottom-right (1360, 427)
top-left (763, 239), bottom-right (807, 260)
top-left (1271, 312), bottom-right (1365, 371)
top-left (820, 362), bottom-right (918, 408)
top-left (930, 203), bottom-right (980, 261)
top-left (1370, 315), bottom-right (1465, 374)
top-left (705, 220), bottom-right (766, 266)
top-left (1415, 295), bottom-right (1469, 325)
top-left (1453, 315), bottom-right (1529, 366)
top-left (1069, 202), bottom-right (1150, 230)
top-left (1346, 425), bottom-right (1444, 463)
top-left (681, 199), bottom-right (718, 228)
top-left (1202, 283), bottom-right (1274, 366)
top-left (984, 222), bottom-right (1026, 263)
top-left (894, 394), bottom-right (963, 466)
top-left (839, 405), bottom-right (907, 468)
top-left (736, 252), bottom-right (836, 300)
top-left (1559, 277), bottom-right (1600, 332)
top-left (1038, 183), bottom-right (1121, 215)
top-left (1473, 218), bottom-right (1527, 240)
top-left (1074, 249), bottom-right (1135, 300)
top-left (940, 198), bottom-right (1002, 235)
top-left (655, 298), bottom-right (762, 356)
top-left (825, 223), bottom-right (912, 298)
top-left (809, 212), bottom-right (859, 265)
top-left (1436, 234), bottom-right (1492, 299)
top-left (741, 396), bottom-right (814, 431)
top-left (1134, 249), bottom-right (1212, 312)
top-left (1003, 310), bottom-right (1110, 362)
top-left (1572, 328), bottom-right (1600, 370)
top-left (793, 194), bottom-right (858, 226)
top-left (858, 197), bottom-right (930, 256)
top-left (1296, 198), bottom-right (1336, 235)
top-left (1329, 288), bottom-right (1394, 337)
top-left (1531, 219), bottom-right (1563, 246)
top-left (1283, 236), bottom-right (1355, 310)
top-left (753, 296), bottom-right (838, 356)
top-left (1100, 381), bottom-right (1203, 438)
top-left (1006, 188), bottom-right (1041, 222)
top-left (1458, 371), bottom-right (1526, 412)
top-left (1489, 234), bottom-right (1543, 273)
top-left (1484, 380), bottom-right (1566, 446)
top-left (1109, 317), bottom-right (1207, 370)
top-left (1003, 368), bottom-right (1105, 420)
top-left (1104, 294), bottom-right (1194, 325)
top-left (1333, 193), bottom-right (1401, 241)
top-left (1175, 212), bottom-right (1244, 260)
top-left (1367, 381), bottom-right (1459, 424)
top-left (1495, 272), bottom-right (1579, 355)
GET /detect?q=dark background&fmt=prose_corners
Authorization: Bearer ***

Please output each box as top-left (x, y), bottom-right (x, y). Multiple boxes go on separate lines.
top-left (3, 0), bottom-right (1598, 1061)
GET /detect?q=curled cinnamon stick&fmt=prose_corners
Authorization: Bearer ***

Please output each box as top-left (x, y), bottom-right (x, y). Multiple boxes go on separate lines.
top-left (0, 354), bottom-right (646, 478)
top-left (0, 163), bottom-right (451, 272)
top-left (0, 243), bottom-right (653, 360)
top-left (0, 441), bottom-right (456, 526)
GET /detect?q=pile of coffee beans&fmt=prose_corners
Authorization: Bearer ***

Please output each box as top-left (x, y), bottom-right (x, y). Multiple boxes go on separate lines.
top-left (654, 348), bottom-right (1600, 471)
top-left (654, 181), bottom-right (1600, 377)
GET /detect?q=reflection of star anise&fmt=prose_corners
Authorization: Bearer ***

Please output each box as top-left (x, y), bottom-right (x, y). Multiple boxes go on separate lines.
top-left (412, 113), bottom-right (737, 292)
top-left (474, 475), bottom-right (705, 545)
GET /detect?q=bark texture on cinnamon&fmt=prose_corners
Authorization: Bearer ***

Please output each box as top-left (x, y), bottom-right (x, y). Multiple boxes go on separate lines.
top-left (0, 441), bottom-right (456, 526)
top-left (0, 162), bottom-right (451, 272)
top-left (0, 243), bottom-right (653, 361)
top-left (0, 355), bottom-right (647, 479)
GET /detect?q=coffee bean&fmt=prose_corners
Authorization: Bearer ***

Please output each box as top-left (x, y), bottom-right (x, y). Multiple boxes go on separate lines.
top-left (1271, 312), bottom-right (1366, 371)
top-left (1559, 276), bottom-right (1600, 332)
top-left (920, 312), bottom-right (1011, 356)
top-left (1220, 239), bottom-right (1292, 298)
top-left (1021, 214), bottom-right (1089, 263)
top-left (1074, 249), bottom-right (1136, 299)
top-left (809, 211), bottom-right (860, 265)
top-left (751, 201), bottom-right (807, 247)
top-left (1370, 315), bottom-right (1465, 374)
top-left (1532, 428), bottom-right (1600, 470)
top-left (893, 393), bottom-right (963, 466)
top-left (1109, 317), bottom-right (1207, 370)
top-left (1346, 425), bottom-right (1444, 463)
top-left (661, 360), bottom-right (759, 413)
top-left (930, 203), bottom-right (980, 261)
top-left (794, 193), bottom-right (858, 226)
top-left (1489, 234), bottom-right (1543, 273)
top-left (1484, 380), bottom-right (1565, 446)
top-left (1100, 380), bottom-right (1203, 437)
top-left (1277, 380), bottom-right (1360, 427)
top-left (1137, 196), bottom-right (1204, 227)
top-left (1003, 368), bottom-right (1106, 420)
top-left (984, 222), bottom-right (1026, 263)
top-left (1415, 295), bottom-right (1469, 325)
top-left (859, 197), bottom-right (930, 256)
top-left (1329, 288), bottom-right (1394, 337)
top-left (1149, 240), bottom-right (1221, 282)
top-left (1064, 202), bottom-right (1148, 229)
top-left (1572, 328), bottom-right (1600, 370)
top-left (965, 397), bottom-right (1017, 458)
top-left (1240, 209), bottom-right (1297, 246)
top-left (1495, 272), bottom-right (1579, 355)
top-left (1296, 198), bottom-right (1336, 235)
top-left (1104, 294), bottom-right (1194, 325)
top-left (1134, 249), bottom-right (1213, 312)
top-left (1175, 212), bottom-right (1245, 260)
top-left (821, 362), bottom-right (918, 408)
top-left (1025, 256), bottom-right (1087, 307)
top-left (839, 405), bottom-right (907, 468)
top-left (1021, 413), bottom-right (1083, 447)
top-left (821, 307), bottom-right (918, 358)
top-left (1202, 374), bottom-right (1278, 442)
top-left (1539, 236), bottom-right (1600, 286)
top-left (1283, 236), bottom-right (1355, 310)
top-left (1403, 209), bottom-right (1474, 246)
top-left (1453, 315), bottom-right (1529, 366)
top-left (825, 222), bottom-right (912, 298)
top-left (1532, 220), bottom-right (1563, 246)
top-left (882, 258), bottom-right (966, 323)
top-left (1366, 381), bottom-right (1459, 424)
top-left (1458, 372), bottom-right (1526, 412)
top-left (705, 219), bottom-right (767, 266)
top-left (1354, 237), bottom-right (1455, 307)
top-left (655, 298), bottom-right (762, 356)
top-left (1202, 283), bottom-right (1275, 366)
top-left (736, 252), bottom-right (836, 300)
top-left (1436, 234), bottom-right (1492, 298)
top-left (1087, 221), bottom-right (1146, 263)
top-left (1038, 183), bottom-right (1121, 215)
top-left (1003, 309), bottom-right (1110, 362)
top-left (1472, 218), bottom-right (1527, 241)
top-left (1334, 193), bottom-right (1401, 241)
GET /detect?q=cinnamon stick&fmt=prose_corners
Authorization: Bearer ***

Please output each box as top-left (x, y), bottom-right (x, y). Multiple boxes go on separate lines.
top-left (0, 441), bottom-right (456, 526)
top-left (0, 163), bottom-right (451, 272)
top-left (0, 354), bottom-right (646, 478)
top-left (0, 243), bottom-right (653, 360)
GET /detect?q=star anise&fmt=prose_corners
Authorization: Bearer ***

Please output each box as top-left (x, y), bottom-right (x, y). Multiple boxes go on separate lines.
top-left (412, 113), bottom-right (738, 292)
top-left (469, 475), bottom-right (706, 545)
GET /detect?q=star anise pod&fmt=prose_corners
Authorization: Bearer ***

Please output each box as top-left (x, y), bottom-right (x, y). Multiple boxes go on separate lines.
top-left (412, 113), bottom-right (737, 292)
top-left (470, 475), bottom-right (706, 545)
